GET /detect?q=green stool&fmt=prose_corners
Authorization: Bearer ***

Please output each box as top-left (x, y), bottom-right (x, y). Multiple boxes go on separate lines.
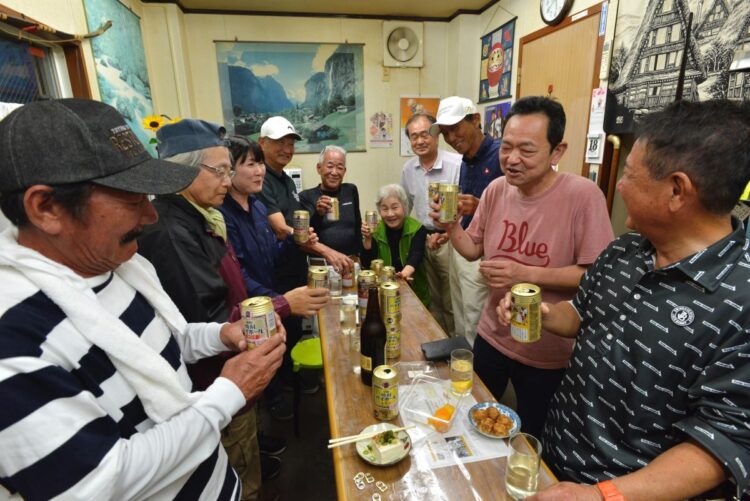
top-left (291, 337), bottom-right (323, 437)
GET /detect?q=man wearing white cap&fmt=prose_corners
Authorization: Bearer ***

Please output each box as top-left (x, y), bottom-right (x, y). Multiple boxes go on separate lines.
top-left (431, 96), bottom-right (503, 345)
top-left (257, 116), bottom-right (350, 414)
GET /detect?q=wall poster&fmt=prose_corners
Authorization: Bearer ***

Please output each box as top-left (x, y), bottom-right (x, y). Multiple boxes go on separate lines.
top-left (216, 42), bottom-right (365, 153)
top-left (478, 18), bottom-right (516, 104)
top-left (399, 96), bottom-right (440, 157)
top-left (483, 101), bottom-right (512, 140)
top-left (83, 0), bottom-right (156, 154)
top-left (607, 0), bottom-right (750, 134)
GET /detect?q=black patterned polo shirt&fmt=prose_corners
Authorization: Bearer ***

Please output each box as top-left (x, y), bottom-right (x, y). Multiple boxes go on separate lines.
top-left (543, 222), bottom-right (750, 496)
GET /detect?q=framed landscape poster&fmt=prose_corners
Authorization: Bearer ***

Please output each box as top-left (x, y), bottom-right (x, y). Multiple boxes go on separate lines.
top-left (478, 18), bottom-right (516, 104)
top-left (216, 42), bottom-right (366, 153)
top-left (83, 0), bottom-right (156, 154)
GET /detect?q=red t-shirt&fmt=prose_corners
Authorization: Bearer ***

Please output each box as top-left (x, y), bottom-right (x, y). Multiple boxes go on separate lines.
top-left (466, 172), bottom-right (614, 369)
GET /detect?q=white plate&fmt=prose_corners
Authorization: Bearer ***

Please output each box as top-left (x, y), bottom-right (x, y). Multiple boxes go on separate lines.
top-left (467, 402), bottom-right (521, 439)
top-left (355, 423), bottom-right (412, 466)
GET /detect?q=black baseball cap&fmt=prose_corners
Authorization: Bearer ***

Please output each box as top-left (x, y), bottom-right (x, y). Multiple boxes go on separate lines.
top-left (0, 99), bottom-right (198, 194)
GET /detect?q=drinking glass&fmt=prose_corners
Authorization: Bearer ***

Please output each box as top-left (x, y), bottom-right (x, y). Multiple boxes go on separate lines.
top-left (449, 348), bottom-right (473, 395)
top-left (505, 433), bottom-right (541, 499)
top-left (341, 302), bottom-right (357, 336)
top-left (329, 270), bottom-right (343, 297)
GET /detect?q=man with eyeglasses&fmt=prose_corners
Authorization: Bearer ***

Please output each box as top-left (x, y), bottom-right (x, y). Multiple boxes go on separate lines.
top-left (399, 113), bottom-right (461, 335)
top-left (430, 96), bottom-right (503, 346)
top-left (138, 119), bottom-right (286, 500)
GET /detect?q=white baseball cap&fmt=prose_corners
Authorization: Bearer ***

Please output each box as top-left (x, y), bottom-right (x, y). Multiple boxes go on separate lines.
top-left (260, 116), bottom-right (302, 140)
top-left (430, 96), bottom-right (478, 136)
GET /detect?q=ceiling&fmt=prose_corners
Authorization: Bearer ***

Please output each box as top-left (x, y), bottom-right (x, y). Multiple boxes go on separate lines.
top-left (141, 0), bottom-right (498, 21)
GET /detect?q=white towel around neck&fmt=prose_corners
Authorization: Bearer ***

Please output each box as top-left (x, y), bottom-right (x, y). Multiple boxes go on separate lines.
top-left (0, 227), bottom-right (200, 423)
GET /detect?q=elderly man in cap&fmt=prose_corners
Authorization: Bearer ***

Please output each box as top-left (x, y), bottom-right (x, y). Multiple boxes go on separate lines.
top-left (431, 96), bottom-right (503, 345)
top-left (0, 99), bottom-right (284, 500)
top-left (257, 116), bottom-right (350, 401)
top-left (137, 118), bottom-right (309, 499)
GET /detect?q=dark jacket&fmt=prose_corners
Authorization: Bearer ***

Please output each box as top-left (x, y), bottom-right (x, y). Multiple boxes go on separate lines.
top-left (220, 194), bottom-right (283, 298)
top-left (137, 194), bottom-right (242, 324)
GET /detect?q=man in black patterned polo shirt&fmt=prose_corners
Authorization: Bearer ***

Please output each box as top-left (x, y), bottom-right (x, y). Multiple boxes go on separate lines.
top-left (498, 100), bottom-right (750, 501)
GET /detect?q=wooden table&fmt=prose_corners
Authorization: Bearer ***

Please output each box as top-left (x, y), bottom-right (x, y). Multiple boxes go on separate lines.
top-left (318, 280), bottom-right (557, 500)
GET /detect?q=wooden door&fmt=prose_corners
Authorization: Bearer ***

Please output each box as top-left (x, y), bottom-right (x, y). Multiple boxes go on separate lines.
top-left (517, 4), bottom-right (604, 176)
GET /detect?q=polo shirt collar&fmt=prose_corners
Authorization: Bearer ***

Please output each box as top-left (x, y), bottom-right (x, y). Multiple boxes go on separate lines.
top-left (464, 134), bottom-right (493, 162)
top-left (415, 151), bottom-right (443, 171)
top-left (640, 220), bottom-right (748, 292)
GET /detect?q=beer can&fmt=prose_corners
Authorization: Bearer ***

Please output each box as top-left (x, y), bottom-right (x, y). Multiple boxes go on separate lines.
top-left (240, 296), bottom-right (277, 349)
top-left (510, 283), bottom-right (542, 343)
top-left (380, 281), bottom-right (401, 317)
top-left (293, 210), bottom-right (310, 244)
top-left (358, 270), bottom-right (377, 313)
top-left (381, 266), bottom-right (396, 283)
top-left (383, 313), bottom-right (401, 360)
top-left (365, 210), bottom-right (378, 229)
top-left (370, 259), bottom-right (384, 284)
top-left (373, 365), bottom-right (399, 421)
top-left (428, 182), bottom-right (441, 204)
top-left (438, 183), bottom-right (459, 223)
top-left (308, 266), bottom-right (329, 288)
top-left (327, 197), bottom-right (340, 221)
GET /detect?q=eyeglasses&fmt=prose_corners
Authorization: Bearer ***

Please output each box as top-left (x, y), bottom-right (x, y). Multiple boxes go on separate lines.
top-left (200, 163), bottom-right (235, 179)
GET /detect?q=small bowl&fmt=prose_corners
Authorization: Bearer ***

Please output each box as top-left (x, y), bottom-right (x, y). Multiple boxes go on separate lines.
top-left (467, 402), bottom-right (520, 439)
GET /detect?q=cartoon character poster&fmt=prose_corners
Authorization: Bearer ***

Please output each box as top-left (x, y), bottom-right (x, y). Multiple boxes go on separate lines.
top-left (478, 18), bottom-right (516, 103)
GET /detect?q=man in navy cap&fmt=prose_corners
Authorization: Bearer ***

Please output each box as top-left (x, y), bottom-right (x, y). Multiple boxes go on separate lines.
top-left (0, 99), bottom-right (285, 500)
top-left (138, 118), bottom-right (308, 500)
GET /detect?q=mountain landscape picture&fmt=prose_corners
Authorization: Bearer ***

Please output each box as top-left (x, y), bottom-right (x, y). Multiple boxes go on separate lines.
top-left (216, 42), bottom-right (365, 153)
top-left (83, 0), bottom-right (156, 155)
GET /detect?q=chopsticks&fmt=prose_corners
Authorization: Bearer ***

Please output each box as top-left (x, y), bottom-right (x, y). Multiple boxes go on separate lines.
top-left (327, 425), bottom-right (415, 449)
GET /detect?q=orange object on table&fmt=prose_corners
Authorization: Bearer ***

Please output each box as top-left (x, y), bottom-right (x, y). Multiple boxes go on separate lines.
top-left (428, 403), bottom-right (455, 432)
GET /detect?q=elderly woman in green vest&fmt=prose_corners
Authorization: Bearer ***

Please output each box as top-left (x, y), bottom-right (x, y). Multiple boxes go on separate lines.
top-left (361, 184), bottom-right (430, 306)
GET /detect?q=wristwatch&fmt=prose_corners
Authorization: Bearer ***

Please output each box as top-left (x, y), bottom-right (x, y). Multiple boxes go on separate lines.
top-left (596, 480), bottom-right (626, 501)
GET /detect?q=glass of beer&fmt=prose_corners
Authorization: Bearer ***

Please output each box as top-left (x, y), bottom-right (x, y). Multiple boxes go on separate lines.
top-left (449, 348), bottom-right (473, 395)
top-left (341, 299), bottom-right (357, 336)
top-left (505, 433), bottom-right (541, 499)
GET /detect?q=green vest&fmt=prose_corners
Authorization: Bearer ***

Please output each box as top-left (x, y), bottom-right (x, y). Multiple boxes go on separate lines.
top-left (372, 216), bottom-right (430, 306)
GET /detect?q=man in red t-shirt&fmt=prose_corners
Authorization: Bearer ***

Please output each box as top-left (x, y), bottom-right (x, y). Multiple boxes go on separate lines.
top-left (432, 96), bottom-right (613, 437)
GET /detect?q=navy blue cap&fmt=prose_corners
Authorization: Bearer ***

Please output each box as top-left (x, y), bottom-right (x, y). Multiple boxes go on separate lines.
top-left (156, 119), bottom-right (228, 159)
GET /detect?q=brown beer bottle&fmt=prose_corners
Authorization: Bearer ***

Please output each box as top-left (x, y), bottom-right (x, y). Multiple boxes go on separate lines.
top-left (360, 286), bottom-right (386, 386)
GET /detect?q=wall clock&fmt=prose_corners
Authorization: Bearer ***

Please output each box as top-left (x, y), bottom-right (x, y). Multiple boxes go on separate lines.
top-left (540, 0), bottom-right (574, 26)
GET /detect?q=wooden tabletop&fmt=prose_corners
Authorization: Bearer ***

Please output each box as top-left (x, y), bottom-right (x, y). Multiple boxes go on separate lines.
top-left (318, 280), bottom-right (557, 500)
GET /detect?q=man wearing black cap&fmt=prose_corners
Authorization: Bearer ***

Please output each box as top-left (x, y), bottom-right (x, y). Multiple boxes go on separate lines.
top-left (0, 99), bottom-right (285, 500)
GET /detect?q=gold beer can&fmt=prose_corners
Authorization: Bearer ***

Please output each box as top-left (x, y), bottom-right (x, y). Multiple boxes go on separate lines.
top-left (365, 210), bottom-right (378, 229)
top-left (381, 266), bottom-right (396, 283)
top-left (327, 197), bottom-right (340, 221)
top-left (293, 210), bottom-right (310, 244)
top-left (510, 283), bottom-right (542, 343)
top-left (383, 313), bottom-right (401, 360)
top-left (438, 183), bottom-right (459, 223)
top-left (240, 296), bottom-right (277, 349)
top-left (370, 259), bottom-right (384, 284)
top-left (373, 365), bottom-right (399, 421)
top-left (428, 182), bottom-right (441, 203)
top-left (380, 281), bottom-right (401, 317)
top-left (308, 266), bottom-right (329, 288)
top-left (358, 270), bottom-right (377, 314)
